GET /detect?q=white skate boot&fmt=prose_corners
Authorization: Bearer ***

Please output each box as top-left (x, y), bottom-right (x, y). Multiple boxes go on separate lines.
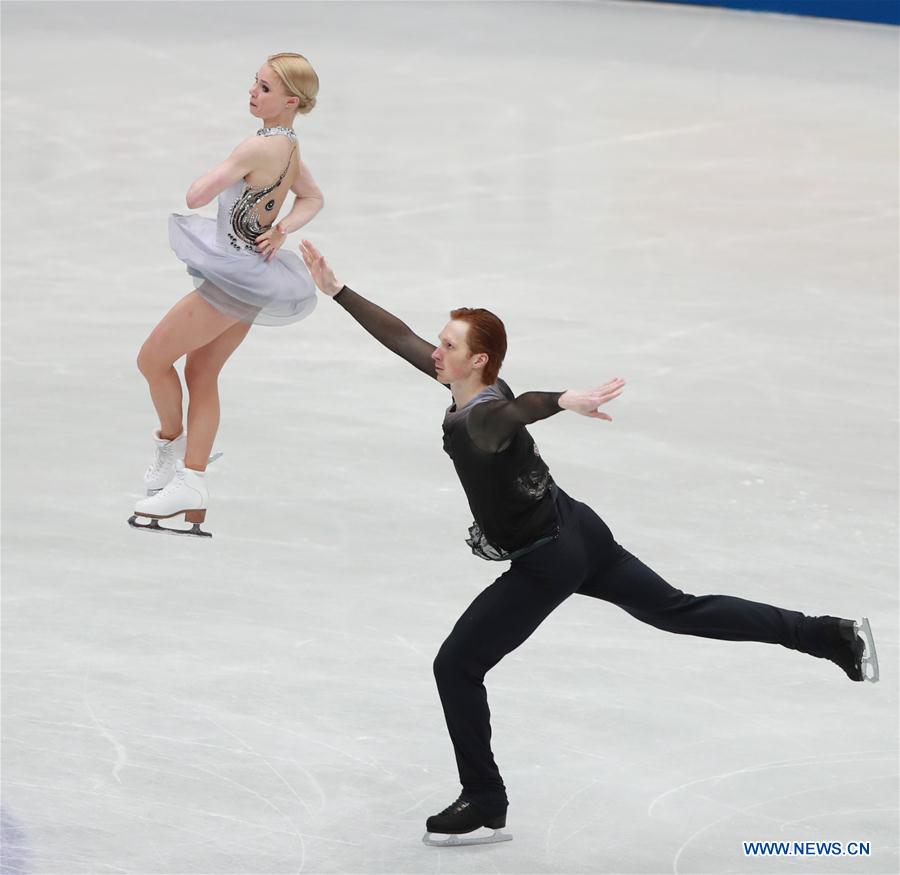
top-left (129, 460), bottom-right (211, 537)
top-left (143, 429), bottom-right (187, 495)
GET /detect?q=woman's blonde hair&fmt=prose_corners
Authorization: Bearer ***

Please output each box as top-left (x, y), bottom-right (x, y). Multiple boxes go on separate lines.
top-left (267, 52), bottom-right (319, 115)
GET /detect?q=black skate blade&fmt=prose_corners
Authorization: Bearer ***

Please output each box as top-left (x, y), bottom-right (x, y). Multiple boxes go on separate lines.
top-left (422, 829), bottom-right (512, 847)
top-left (127, 515), bottom-right (212, 538)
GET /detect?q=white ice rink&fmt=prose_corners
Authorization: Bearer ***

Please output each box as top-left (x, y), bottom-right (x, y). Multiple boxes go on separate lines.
top-left (2, 1), bottom-right (898, 872)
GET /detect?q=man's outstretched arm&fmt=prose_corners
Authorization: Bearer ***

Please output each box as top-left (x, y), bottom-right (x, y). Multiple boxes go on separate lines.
top-left (301, 239), bottom-right (440, 380)
top-left (468, 381), bottom-right (626, 452)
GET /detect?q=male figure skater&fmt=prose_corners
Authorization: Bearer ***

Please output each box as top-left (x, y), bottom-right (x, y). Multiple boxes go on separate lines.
top-left (300, 239), bottom-right (878, 847)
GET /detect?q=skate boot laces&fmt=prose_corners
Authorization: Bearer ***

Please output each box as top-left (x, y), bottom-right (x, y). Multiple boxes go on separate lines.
top-left (155, 460), bottom-right (188, 496)
top-left (437, 796), bottom-right (470, 818)
top-left (146, 443), bottom-right (177, 480)
top-left (146, 445), bottom-right (221, 481)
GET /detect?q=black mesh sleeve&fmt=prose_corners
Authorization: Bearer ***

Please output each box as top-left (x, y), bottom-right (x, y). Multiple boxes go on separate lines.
top-left (333, 285), bottom-right (443, 382)
top-left (466, 392), bottom-right (564, 452)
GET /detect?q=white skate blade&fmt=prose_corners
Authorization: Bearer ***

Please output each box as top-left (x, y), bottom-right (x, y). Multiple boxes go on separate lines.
top-left (422, 828), bottom-right (512, 847)
top-left (857, 617), bottom-right (879, 683)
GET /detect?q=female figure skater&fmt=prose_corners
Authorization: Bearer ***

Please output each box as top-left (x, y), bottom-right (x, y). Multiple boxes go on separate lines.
top-left (299, 240), bottom-right (879, 846)
top-left (130, 53), bottom-right (322, 535)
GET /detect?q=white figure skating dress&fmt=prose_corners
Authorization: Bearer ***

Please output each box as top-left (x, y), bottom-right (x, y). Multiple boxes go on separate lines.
top-left (168, 126), bottom-right (316, 326)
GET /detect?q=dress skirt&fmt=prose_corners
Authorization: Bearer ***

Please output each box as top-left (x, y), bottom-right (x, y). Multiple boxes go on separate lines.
top-left (169, 213), bottom-right (317, 326)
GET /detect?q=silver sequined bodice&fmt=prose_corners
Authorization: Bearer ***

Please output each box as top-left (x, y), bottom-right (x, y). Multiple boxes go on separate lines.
top-left (217, 127), bottom-right (296, 254)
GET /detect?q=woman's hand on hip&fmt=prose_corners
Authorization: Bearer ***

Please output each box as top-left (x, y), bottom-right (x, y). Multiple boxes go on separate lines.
top-left (256, 223), bottom-right (288, 261)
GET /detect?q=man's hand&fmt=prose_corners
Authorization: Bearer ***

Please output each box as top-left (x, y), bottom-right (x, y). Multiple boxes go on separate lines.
top-left (300, 239), bottom-right (343, 296)
top-left (558, 378), bottom-right (626, 420)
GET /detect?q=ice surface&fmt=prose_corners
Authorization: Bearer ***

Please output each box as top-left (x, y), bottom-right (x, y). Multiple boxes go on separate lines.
top-left (2, 1), bottom-right (897, 873)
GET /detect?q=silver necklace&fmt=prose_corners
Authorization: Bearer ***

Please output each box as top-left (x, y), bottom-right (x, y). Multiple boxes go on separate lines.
top-left (257, 126), bottom-right (296, 140)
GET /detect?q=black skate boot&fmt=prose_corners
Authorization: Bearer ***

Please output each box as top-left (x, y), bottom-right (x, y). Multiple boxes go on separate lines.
top-left (817, 617), bottom-right (879, 682)
top-left (422, 795), bottom-right (512, 846)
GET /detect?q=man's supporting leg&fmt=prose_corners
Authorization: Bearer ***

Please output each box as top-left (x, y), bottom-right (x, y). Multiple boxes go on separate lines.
top-left (433, 563), bottom-right (573, 813)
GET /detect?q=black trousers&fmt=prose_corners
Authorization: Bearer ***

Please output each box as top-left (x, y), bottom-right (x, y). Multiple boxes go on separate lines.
top-left (432, 488), bottom-right (829, 814)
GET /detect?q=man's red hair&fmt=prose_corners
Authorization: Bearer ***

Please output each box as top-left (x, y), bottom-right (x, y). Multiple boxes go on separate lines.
top-left (450, 308), bottom-right (507, 385)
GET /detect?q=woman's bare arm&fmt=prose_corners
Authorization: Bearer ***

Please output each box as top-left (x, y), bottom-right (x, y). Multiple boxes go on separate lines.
top-left (277, 159), bottom-right (324, 233)
top-left (184, 138), bottom-right (260, 209)
top-left (255, 158), bottom-right (325, 260)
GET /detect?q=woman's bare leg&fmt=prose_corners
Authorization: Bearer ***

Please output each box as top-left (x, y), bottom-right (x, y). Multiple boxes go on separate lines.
top-left (137, 291), bottom-right (240, 440)
top-left (183, 321), bottom-right (253, 470)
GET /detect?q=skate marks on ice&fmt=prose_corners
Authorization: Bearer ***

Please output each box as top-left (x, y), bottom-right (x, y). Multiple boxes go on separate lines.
top-left (646, 750), bottom-right (898, 874)
top-left (82, 670), bottom-right (129, 784)
top-left (543, 776), bottom-right (603, 856)
top-left (0, 806), bottom-right (31, 875)
top-left (2, 710), bottom-right (368, 872)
